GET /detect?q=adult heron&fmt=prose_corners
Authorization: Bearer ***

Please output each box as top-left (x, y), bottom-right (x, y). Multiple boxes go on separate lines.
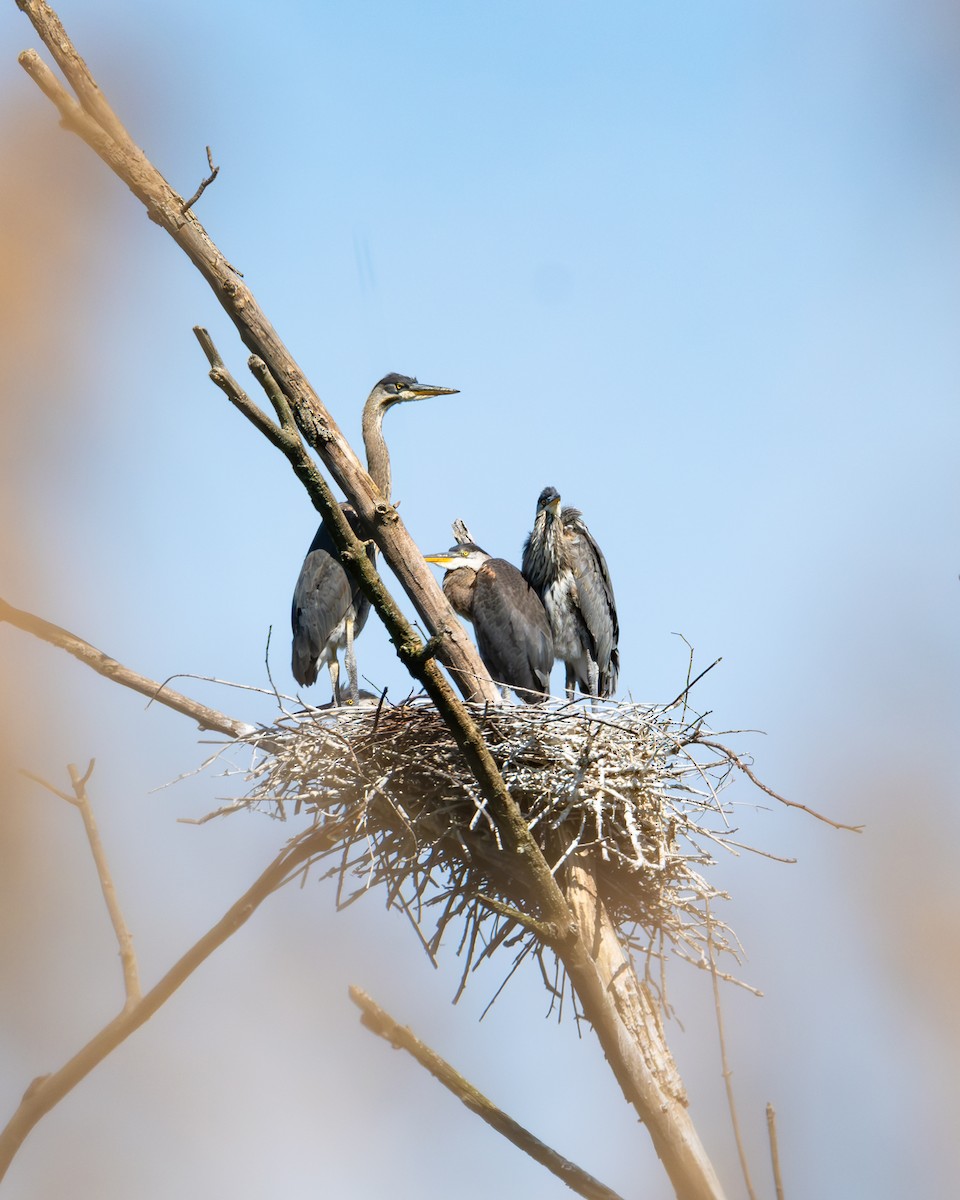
top-left (291, 373), bottom-right (458, 703)
top-left (521, 486), bottom-right (619, 700)
top-left (424, 543), bottom-right (554, 703)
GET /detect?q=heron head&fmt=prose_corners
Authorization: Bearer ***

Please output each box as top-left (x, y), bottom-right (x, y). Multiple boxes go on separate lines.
top-left (424, 543), bottom-right (490, 572)
top-left (374, 373), bottom-right (459, 411)
top-left (536, 486), bottom-right (562, 520)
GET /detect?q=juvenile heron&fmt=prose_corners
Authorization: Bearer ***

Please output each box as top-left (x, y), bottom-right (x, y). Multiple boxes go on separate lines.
top-left (521, 486), bottom-right (619, 700)
top-left (291, 373), bottom-right (458, 703)
top-left (424, 543), bottom-right (554, 703)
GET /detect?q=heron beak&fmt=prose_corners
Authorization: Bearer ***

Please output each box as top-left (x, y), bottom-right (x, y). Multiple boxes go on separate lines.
top-left (547, 497), bottom-right (561, 517)
top-left (424, 552), bottom-right (456, 565)
top-left (405, 383), bottom-right (460, 401)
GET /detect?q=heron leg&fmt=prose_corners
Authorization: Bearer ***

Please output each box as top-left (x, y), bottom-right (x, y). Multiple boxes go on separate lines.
top-left (565, 666), bottom-right (576, 701)
top-left (344, 615), bottom-right (360, 705)
top-left (329, 657), bottom-right (342, 707)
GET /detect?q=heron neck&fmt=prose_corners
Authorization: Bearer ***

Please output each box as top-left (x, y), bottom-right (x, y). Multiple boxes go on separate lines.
top-left (361, 402), bottom-right (391, 498)
top-left (441, 568), bottom-right (476, 619)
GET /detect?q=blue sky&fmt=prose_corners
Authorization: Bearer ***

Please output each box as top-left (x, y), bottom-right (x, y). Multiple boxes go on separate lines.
top-left (1, 2), bottom-right (958, 1197)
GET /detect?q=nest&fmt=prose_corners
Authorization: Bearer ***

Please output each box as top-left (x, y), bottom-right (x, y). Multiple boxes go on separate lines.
top-left (216, 694), bottom-right (756, 1007)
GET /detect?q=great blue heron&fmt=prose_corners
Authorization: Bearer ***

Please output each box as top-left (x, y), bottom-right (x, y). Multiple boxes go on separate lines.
top-left (424, 543), bottom-right (554, 703)
top-left (521, 486), bottom-right (619, 700)
top-left (291, 373), bottom-right (458, 703)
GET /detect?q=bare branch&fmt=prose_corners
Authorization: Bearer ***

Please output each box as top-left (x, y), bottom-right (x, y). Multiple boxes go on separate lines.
top-left (17, 0), bottom-right (132, 143)
top-left (473, 892), bottom-right (560, 943)
top-left (247, 355), bottom-right (297, 432)
top-left (694, 737), bottom-right (864, 833)
top-left (350, 986), bottom-right (628, 1200)
top-left (26, 763), bottom-right (142, 1006)
top-left (705, 898), bottom-right (757, 1200)
top-left (664, 656), bottom-right (723, 711)
top-left (19, 3), bottom-right (499, 708)
top-left (181, 144), bottom-right (218, 214)
top-left (71, 762), bottom-right (142, 1006)
top-left (194, 326), bottom-right (287, 449)
top-left (766, 1103), bottom-right (786, 1200)
top-left (0, 823), bottom-right (334, 1183)
top-left (0, 597), bottom-right (256, 739)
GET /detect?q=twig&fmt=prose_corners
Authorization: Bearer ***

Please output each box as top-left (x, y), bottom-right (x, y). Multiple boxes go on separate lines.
top-left (665, 656), bottom-right (722, 712)
top-left (0, 822), bottom-right (333, 1183)
top-left (349, 986), bottom-right (628, 1200)
top-left (181, 144), bottom-right (218, 214)
top-left (473, 892), bottom-right (560, 943)
top-left (705, 898), bottom-right (757, 1200)
top-left (694, 738), bottom-right (864, 833)
top-left (194, 326), bottom-right (283, 448)
top-left (68, 762), bottom-right (141, 1005)
top-left (766, 1103), bottom-right (785, 1200)
top-left (24, 763), bottom-right (142, 1006)
top-left (0, 597), bottom-right (256, 740)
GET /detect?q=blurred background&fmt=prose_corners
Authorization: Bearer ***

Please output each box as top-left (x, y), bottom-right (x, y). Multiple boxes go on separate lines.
top-left (1, 1), bottom-right (958, 1197)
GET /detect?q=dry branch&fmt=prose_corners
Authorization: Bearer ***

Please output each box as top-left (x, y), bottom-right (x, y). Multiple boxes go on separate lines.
top-left (0, 809), bottom-right (334, 1184)
top-left (766, 1103), bottom-right (785, 1200)
top-left (0, 597), bottom-right (256, 738)
top-left (15, 0), bottom-right (497, 710)
top-left (181, 144), bottom-right (218, 213)
top-left (350, 986), bottom-right (628, 1200)
top-left (24, 761), bottom-right (142, 1007)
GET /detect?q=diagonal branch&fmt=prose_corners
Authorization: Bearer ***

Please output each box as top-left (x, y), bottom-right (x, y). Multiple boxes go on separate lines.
top-left (350, 986), bottom-right (628, 1200)
top-left (17, 0), bottom-right (498, 710)
top-left (193, 328), bottom-right (497, 708)
top-left (694, 737), bottom-right (863, 833)
top-left (0, 820), bottom-right (334, 1184)
top-left (0, 596), bottom-right (256, 739)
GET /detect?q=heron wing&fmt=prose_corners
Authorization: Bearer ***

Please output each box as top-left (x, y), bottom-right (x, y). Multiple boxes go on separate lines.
top-left (474, 560), bottom-right (554, 700)
top-left (291, 546), bottom-right (356, 685)
top-left (291, 508), bottom-right (377, 686)
top-left (562, 510), bottom-right (620, 692)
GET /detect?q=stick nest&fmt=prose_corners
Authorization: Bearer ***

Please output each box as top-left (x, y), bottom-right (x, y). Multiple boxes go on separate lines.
top-left (221, 696), bottom-right (752, 1000)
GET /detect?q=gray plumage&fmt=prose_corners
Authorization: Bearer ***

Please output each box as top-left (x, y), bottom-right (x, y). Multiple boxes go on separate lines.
top-left (291, 505), bottom-right (375, 700)
top-left (521, 486), bottom-right (619, 700)
top-left (291, 373), bottom-right (458, 703)
top-left (425, 543), bottom-right (554, 703)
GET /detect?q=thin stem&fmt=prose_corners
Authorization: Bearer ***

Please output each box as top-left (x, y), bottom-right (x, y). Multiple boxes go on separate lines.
top-left (70, 762), bottom-right (142, 1007)
top-left (24, 762), bottom-right (142, 1006)
top-left (705, 898), bottom-right (757, 1200)
top-left (694, 737), bottom-right (864, 833)
top-left (766, 1103), bottom-right (785, 1200)
top-left (181, 144), bottom-right (219, 213)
